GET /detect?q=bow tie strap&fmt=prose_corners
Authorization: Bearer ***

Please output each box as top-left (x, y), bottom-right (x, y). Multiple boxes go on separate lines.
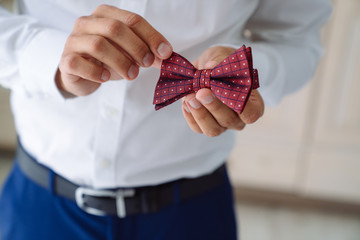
top-left (153, 45), bottom-right (259, 113)
top-left (193, 69), bottom-right (211, 92)
top-left (252, 69), bottom-right (259, 89)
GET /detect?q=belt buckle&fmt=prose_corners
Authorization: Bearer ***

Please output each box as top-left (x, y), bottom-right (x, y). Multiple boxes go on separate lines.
top-left (75, 187), bottom-right (135, 218)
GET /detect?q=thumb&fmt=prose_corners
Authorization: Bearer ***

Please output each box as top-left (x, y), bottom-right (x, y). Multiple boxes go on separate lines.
top-left (203, 60), bottom-right (220, 69)
top-left (196, 46), bottom-right (236, 69)
top-left (199, 55), bottom-right (227, 69)
top-left (192, 52), bottom-right (227, 70)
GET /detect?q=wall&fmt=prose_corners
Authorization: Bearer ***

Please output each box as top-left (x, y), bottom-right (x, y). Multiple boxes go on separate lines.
top-left (229, 0), bottom-right (360, 204)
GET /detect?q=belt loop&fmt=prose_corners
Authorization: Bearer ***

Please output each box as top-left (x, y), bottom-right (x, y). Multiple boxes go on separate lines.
top-left (173, 182), bottom-right (180, 205)
top-left (48, 170), bottom-right (56, 195)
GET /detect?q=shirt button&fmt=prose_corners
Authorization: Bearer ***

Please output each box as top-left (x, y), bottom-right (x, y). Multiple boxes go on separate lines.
top-left (105, 107), bottom-right (119, 118)
top-left (101, 158), bottom-right (112, 169)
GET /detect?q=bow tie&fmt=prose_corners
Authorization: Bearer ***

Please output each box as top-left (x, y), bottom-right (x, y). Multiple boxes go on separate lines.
top-left (153, 45), bottom-right (259, 113)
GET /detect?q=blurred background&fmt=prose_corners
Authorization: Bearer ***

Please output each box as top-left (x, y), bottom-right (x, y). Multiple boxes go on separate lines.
top-left (1, 0), bottom-right (359, 239)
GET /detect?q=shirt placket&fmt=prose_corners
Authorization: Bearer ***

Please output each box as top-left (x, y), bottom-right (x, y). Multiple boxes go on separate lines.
top-left (92, 80), bottom-right (127, 188)
top-left (91, 0), bottom-right (148, 188)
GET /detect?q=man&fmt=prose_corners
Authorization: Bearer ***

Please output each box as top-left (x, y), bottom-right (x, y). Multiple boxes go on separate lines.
top-left (0, 0), bottom-right (331, 239)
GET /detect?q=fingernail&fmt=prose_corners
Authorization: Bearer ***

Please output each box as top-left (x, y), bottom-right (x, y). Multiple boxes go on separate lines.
top-left (199, 94), bottom-right (214, 105)
top-left (157, 42), bottom-right (172, 58)
top-left (183, 104), bottom-right (190, 113)
top-left (188, 98), bottom-right (201, 109)
top-left (101, 69), bottom-right (110, 81)
top-left (142, 52), bottom-right (154, 67)
top-left (128, 65), bottom-right (138, 79)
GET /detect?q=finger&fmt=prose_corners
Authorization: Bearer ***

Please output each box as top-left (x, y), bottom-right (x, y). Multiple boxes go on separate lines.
top-left (66, 34), bottom-right (138, 80)
top-left (238, 89), bottom-right (265, 124)
top-left (60, 54), bottom-right (110, 83)
top-left (73, 16), bottom-right (154, 67)
top-left (59, 74), bottom-right (102, 96)
top-left (58, 54), bottom-right (109, 96)
top-left (196, 88), bottom-right (245, 131)
top-left (151, 56), bottom-right (163, 69)
top-left (181, 101), bottom-right (203, 134)
top-left (185, 94), bottom-right (226, 137)
top-left (93, 5), bottom-right (173, 59)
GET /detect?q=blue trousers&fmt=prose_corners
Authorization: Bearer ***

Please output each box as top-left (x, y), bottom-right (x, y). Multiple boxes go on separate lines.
top-left (0, 159), bottom-right (237, 240)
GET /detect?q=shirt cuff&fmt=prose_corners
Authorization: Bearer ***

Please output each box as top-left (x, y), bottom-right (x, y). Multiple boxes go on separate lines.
top-left (18, 27), bottom-right (68, 101)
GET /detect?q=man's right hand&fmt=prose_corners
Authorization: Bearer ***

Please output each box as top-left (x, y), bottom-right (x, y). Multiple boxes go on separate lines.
top-left (56, 4), bottom-right (173, 96)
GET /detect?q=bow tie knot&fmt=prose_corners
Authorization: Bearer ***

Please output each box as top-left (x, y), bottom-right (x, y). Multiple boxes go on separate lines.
top-left (193, 69), bottom-right (211, 92)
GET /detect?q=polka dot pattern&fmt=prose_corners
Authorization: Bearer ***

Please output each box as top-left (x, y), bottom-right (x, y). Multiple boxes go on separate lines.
top-left (153, 45), bottom-right (259, 113)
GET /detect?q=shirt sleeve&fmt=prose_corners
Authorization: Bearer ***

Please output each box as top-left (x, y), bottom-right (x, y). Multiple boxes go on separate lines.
top-left (244, 0), bottom-right (332, 105)
top-left (0, 6), bottom-right (68, 100)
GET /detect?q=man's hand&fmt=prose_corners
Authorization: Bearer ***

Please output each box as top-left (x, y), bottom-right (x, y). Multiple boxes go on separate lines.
top-left (182, 46), bottom-right (264, 137)
top-left (56, 4), bottom-right (172, 96)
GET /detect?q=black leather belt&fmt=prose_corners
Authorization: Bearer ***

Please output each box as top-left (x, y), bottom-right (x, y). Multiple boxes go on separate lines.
top-left (16, 143), bottom-right (226, 218)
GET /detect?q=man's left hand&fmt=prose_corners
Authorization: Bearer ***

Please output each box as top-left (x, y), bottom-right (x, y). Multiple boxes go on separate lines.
top-left (182, 46), bottom-right (265, 137)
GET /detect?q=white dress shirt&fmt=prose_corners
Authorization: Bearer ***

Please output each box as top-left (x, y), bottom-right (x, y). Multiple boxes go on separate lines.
top-left (0, 0), bottom-right (332, 188)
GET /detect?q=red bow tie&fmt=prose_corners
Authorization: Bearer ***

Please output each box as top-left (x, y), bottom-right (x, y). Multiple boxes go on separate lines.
top-left (153, 45), bottom-right (259, 113)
